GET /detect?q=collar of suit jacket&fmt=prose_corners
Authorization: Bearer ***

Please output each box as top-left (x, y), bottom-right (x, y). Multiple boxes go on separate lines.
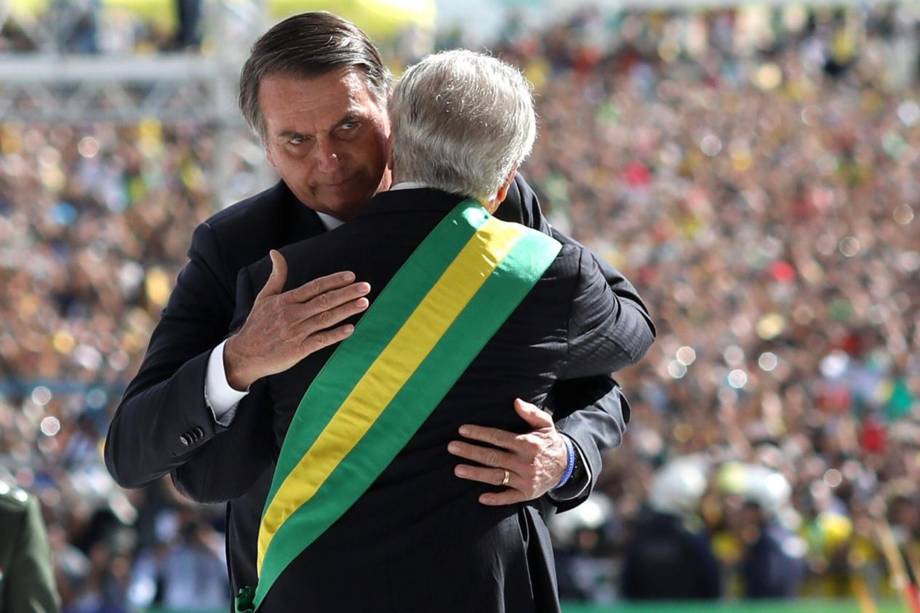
top-left (357, 186), bottom-right (527, 227)
top-left (279, 180), bottom-right (524, 229)
top-left (355, 187), bottom-right (468, 221)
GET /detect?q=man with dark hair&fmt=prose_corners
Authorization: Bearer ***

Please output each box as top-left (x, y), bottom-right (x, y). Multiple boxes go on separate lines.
top-left (104, 11), bottom-right (653, 602)
top-left (227, 48), bottom-right (652, 612)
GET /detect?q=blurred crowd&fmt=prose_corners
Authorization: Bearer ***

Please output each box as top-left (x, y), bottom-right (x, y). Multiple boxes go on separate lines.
top-left (2, 2), bottom-right (920, 610)
top-left (0, 0), bottom-right (203, 54)
top-left (499, 3), bottom-right (920, 604)
top-left (0, 121), bottom-right (254, 609)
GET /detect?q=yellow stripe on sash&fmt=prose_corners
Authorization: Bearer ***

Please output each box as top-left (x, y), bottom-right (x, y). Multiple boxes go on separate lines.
top-left (256, 217), bottom-right (526, 573)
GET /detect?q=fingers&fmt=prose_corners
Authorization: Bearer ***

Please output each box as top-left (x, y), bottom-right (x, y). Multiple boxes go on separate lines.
top-left (257, 250), bottom-right (288, 300)
top-left (301, 323), bottom-right (356, 354)
top-left (448, 440), bottom-right (516, 470)
top-left (454, 463), bottom-right (516, 488)
top-left (284, 270), bottom-right (358, 304)
top-left (453, 463), bottom-right (531, 506)
top-left (297, 297), bottom-right (369, 338)
top-left (451, 414), bottom-right (564, 506)
top-left (513, 398), bottom-right (554, 429)
top-left (456, 424), bottom-right (518, 451)
top-left (479, 490), bottom-right (529, 506)
top-left (295, 282), bottom-right (370, 324)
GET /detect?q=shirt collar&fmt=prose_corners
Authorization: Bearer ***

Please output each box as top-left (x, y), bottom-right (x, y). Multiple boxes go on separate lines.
top-left (389, 181), bottom-right (431, 192)
top-left (313, 183), bottom-right (430, 230)
top-left (315, 210), bottom-right (344, 231)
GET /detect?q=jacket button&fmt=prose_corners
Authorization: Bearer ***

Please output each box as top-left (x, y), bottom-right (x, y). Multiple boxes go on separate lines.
top-left (193, 426), bottom-right (205, 439)
top-left (179, 434), bottom-right (191, 447)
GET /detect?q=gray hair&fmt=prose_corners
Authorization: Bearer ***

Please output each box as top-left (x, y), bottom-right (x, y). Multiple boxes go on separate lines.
top-left (388, 50), bottom-right (537, 202)
top-left (239, 12), bottom-right (392, 141)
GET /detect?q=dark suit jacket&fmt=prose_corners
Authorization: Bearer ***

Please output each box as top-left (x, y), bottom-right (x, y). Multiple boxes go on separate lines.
top-left (104, 176), bottom-right (654, 602)
top-left (224, 188), bottom-right (651, 612)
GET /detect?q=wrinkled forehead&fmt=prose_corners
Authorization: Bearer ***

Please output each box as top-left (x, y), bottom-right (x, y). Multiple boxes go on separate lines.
top-left (259, 69), bottom-right (387, 136)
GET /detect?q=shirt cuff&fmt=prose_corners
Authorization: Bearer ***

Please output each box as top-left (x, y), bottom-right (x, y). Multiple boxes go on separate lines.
top-left (204, 339), bottom-right (249, 427)
top-left (548, 434), bottom-right (592, 502)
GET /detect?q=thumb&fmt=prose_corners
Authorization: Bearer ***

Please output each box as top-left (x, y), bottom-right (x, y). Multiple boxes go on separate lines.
top-left (514, 398), bottom-right (553, 430)
top-left (257, 249), bottom-right (288, 300)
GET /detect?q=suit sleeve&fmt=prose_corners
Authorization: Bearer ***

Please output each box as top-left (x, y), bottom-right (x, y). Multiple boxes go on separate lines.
top-left (560, 242), bottom-right (654, 377)
top-left (171, 264), bottom-right (277, 503)
top-left (548, 377), bottom-right (630, 511)
top-left (105, 222), bottom-right (236, 489)
top-left (506, 173), bottom-right (655, 511)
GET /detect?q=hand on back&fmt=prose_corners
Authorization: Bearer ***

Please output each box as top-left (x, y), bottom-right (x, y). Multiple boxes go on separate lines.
top-left (224, 250), bottom-right (370, 390)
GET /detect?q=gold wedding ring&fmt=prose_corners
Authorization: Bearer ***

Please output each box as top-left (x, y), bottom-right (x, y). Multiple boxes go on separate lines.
top-left (501, 469), bottom-right (510, 486)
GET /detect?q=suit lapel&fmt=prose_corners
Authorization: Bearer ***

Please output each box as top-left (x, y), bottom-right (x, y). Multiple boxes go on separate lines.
top-left (274, 181), bottom-right (327, 242)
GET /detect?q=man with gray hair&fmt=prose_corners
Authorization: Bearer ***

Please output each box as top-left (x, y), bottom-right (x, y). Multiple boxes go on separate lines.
top-left (388, 49), bottom-right (537, 206)
top-left (224, 49), bottom-right (652, 612)
top-left (107, 12), bottom-right (654, 608)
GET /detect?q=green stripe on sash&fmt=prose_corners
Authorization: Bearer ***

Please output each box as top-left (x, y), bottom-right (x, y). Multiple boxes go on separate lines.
top-left (242, 199), bottom-right (561, 611)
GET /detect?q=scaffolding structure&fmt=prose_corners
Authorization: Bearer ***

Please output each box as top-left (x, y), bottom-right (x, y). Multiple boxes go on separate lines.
top-left (0, 0), bottom-right (274, 206)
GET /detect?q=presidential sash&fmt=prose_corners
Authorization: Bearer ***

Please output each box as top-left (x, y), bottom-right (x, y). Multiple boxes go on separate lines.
top-left (237, 199), bottom-right (561, 611)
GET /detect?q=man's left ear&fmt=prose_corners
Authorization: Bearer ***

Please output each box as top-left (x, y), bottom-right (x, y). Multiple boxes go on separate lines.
top-left (490, 166), bottom-right (519, 211)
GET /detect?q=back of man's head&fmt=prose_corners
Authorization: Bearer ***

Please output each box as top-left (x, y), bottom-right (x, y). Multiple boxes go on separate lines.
top-left (239, 12), bottom-right (392, 140)
top-left (389, 50), bottom-right (537, 204)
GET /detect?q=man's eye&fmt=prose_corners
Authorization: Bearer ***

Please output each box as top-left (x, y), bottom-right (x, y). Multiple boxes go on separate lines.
top-left (341, 121), bottom-right (359, 131)
top-left (288, 135), bottom-right (305, 145)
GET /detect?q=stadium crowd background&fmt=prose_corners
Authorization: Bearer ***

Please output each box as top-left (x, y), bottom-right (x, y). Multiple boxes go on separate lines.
top-left (1, 1), bottom-right (919, 610)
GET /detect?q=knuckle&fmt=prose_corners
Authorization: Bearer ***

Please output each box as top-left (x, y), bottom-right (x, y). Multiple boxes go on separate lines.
top-left (299, 283), bottom-right (317, 301)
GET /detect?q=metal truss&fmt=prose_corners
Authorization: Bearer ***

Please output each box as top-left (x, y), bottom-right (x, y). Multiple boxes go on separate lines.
top-left (0, 1), bottom-right (275, 206)
top-left (0, 55), bottom-right (238, 124)
top-left (0, 1), bottom-right (269, 125)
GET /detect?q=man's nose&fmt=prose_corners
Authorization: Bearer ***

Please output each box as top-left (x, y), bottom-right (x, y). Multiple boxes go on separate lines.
top-left (314, 139), bottom-right (341, 173)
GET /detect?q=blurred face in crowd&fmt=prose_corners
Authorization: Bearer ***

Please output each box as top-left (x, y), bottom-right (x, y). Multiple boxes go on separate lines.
top-left (259, 68), bottom-right (391, 221)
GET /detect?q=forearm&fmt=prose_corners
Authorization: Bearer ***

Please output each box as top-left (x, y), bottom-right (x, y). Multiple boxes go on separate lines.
top-left (105, 349), bottom-right (219, 488)
top-left (592, 299), bottom-right (656, 372)
top-left (508, 176), bottom-right (644, 508)
top-left (171, 267), bottom-right (272, 503)
top-left (172, 382), bottom-right (274, 503)
top-left (105, 222), bottom-right (236, 488)
top-left (559, 254), bottom-right (653, 382)
top-left (550, 376), bottom-right (629, 511)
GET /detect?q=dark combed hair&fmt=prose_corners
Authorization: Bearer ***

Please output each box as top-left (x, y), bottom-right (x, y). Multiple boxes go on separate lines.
top-left (238, 12), bottom-right (392, 139)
